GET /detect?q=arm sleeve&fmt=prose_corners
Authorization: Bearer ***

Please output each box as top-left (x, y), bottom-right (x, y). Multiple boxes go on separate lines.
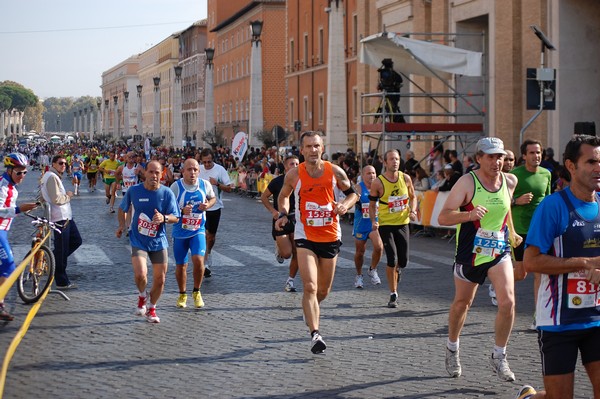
top-left (169, 182), bottom-right (180, 199)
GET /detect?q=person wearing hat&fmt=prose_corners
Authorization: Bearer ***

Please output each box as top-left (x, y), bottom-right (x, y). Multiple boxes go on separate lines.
top-left (438, 137), bottom-right (520, 381)
top-left (510, 139), bottom-right (551, 329)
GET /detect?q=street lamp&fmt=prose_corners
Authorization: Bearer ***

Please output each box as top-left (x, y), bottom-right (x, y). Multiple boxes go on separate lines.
top-left (95, 100), bottom-right (102, 141)
top-left (57, 114), bottom-right (60, 133)
top-left (173, 66), bottom-right (183, 148)
top-left (205, 48), bottom-right (215, 67)
top-left (153, 77), bottom-right (161, 138)
top-left (249, 20), bottom-right (264, 146)
top-left (136, 85), bottom-right (143, 138)
top-left (124, 91), bottom-right (130, 139)
top-left (250, 20), bottom-right (263, 44)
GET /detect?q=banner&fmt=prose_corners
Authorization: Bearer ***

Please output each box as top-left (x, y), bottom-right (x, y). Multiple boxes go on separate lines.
top-left (144, 137), bottom-right (151, 161)
top-left (231, 131), bottom-right (248, 161)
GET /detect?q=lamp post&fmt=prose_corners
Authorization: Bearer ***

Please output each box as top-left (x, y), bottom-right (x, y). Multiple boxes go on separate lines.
top-left (124, 91), bottom-right (130, 139)
top-left (249, 20), bottom-right (264, 147)
top-left (153, 76), bottom-right (161, 138)
top-left (104, 99), bottom-right (109, 137)
top-left (95, 100), bottom-right (101, 141)
top-left (83, 107), bottom-right (88, 139)
top-left (113, 96), bottom-right (119, 138)
top-left (136, 84), bottom-right (143, 139)
top-left (204, 47), bottom-right (215, 146)
top-left (57, 114), bottom-right (61, 134)
top-left (173, 65), bottom-right (183, 148)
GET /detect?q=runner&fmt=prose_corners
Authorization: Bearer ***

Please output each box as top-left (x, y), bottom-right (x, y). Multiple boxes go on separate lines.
top-left (70, 155), bottom-right (85, 196)
top-left (260, 154), bottom-right (300, 292)
top-left (85, 150), bottom-right (101, 192)
top-left (98, 152), bottom-right (120, 213)
top-left (115, 151), bottom-right (144, 235)
top-left (0, 153), bottom-right (39, 321)
top-left (353, 165), bottom-right (383, 289)
top-left (199, 148), bottom-right (233, 277)
top-left (438, 137), bottom-right (519, 381)
top-left (275, 131), bottom-right (357, 354)
top-left (170, 155), bottom-right (183, 181)
top-left (116, 160), bottom-right (180, 323)
top-left (517, 135), bottom-right (600, 399)
top-left (170, 158), bottom-right (215, 308)
top-left (368, 149), bottom-right (417, 307)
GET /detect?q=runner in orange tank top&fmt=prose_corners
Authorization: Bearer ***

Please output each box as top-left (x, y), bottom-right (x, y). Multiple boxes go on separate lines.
top-left (275, 131), bottom-right (357, 354)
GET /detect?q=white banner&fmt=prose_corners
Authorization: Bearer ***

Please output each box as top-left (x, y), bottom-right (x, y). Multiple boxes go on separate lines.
top-left (231, 131), bottom-right (248, 161)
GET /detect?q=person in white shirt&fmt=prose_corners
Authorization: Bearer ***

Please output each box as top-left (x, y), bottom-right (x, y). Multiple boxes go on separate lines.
top-left (198, 149), bottom-right (233, 277)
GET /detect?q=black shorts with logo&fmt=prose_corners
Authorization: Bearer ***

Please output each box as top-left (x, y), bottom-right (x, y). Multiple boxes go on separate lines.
top-left (295, 239), bottom-right (341, 259)
top-left (538, 326), bottom-right (600, 375)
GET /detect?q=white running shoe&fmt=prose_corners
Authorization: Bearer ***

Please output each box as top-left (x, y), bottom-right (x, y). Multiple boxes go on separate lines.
top-left (284, 279), bottom-right (296, 292)
top-left (367, 268), bottom-right (381, 285)
top-left (354, 275), bottom-right (364, 289)
top-left (490, 354), bottom-right (516, 381)
top-left (489, 284), bottom-right (498, 306)
top-left (445, 347), bottom-right (461, 378)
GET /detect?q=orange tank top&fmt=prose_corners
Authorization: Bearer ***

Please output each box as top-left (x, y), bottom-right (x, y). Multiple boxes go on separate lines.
top-left (294, 161), bottom-right (341, 242)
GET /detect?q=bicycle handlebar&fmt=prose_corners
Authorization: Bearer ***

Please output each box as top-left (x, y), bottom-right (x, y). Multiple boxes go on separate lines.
top-left (23, 211), bottom-right (64, 234)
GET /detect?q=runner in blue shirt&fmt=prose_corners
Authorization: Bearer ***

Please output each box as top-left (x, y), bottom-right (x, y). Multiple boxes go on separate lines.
top-left (518, 135), bottom-right (600, 399)
top-left (116, 160), bottom-right (179, 323)
top-left (170, 159), bottom-right (215, 309)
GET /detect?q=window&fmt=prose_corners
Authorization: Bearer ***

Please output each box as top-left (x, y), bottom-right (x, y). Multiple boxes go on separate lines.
top-left (352, 14), bottom-right (358, 55)
top-left (303, 96), bottom-right (309, 125)
top-left (245, 100), bottom-right (249, 120)
top-left (290, 39), bottom-right (295, 71)
top-left (303, 33), bottom-right (309, 68)
top-left (318, 94), bottom-right (324, 125)
top-left (235, 101), bottom-right (239, 121)
top-left (289, 99), bottom-right (295, 125)
top-left (352, 88), bottom-right (358, 121)
top-left (229, 102), bottom-right (232, 122)
top-left (318, 28), bottom-right (324, 64)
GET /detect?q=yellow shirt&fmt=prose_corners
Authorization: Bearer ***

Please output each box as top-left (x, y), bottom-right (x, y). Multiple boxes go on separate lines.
top-left (99, 159), bottom-right (120, 180)
top-left (378, 172), bottom-right (410, 226)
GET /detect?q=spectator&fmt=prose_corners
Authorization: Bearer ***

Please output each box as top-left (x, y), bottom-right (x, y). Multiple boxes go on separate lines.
top-left (449, 150), bottom-right (463, 175)
top-left (463, 154), bottom-right (476, 174)
top-left (413, 166), bottom-right (430, 190)
top-left (404, 150), bottom-right (418, 173)
top-left (434, 164), bottom-right (460, 192)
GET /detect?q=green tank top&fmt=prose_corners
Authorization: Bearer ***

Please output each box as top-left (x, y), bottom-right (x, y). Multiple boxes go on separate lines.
top-left (455, 172), bottom-right (511, 266)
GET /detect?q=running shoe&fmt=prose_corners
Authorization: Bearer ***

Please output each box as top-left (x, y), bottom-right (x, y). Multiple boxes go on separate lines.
top-left (275, 242), bottom-right (285, 264)
top-left (0, 304), bottom-right (14, 321)
top-left (204, 266), bottom-right (212, 278)
top-left (514, 385), bottom-right (536, 399)
top-left (146, 307), bottom-right (160, 323)
top-left (176, 293), bottom-right (188, 308)
top-left (387, 293), bottom-right (398, 308)
top-left (367, 268), bottom-right (381, 285)
top-left (135, 295), bottom-right (147, 316)
top-left (106, 196), bottom-right (110, 204)
top-left (490, 353), bottom-right (516, 381)
top-left (193, 291), bottom-right (204, 308)
top-left (311, 333), bottom-right (327, 354)
top-left (489, 284), bottom-right (498, 306)
top-left (284, 279), bottom-right (296, 292)
top-left (354, 275), bottom-right (364, 289)
top-left (445, 348), bottom-right (461, 378)
top-left (56, 283), bottom-right (77, 290)
top-left (204, 254), bottom-right (212, 277)
top-left (529, 313), bottom-right (537, 331)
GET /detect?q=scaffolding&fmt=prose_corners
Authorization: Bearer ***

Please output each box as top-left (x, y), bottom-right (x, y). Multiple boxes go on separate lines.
top-left (359, 31), bottom-right (486, 164)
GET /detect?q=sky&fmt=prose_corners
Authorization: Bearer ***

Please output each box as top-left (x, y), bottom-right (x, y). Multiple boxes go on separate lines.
top-left (0, 0), bottom-right (208, 99)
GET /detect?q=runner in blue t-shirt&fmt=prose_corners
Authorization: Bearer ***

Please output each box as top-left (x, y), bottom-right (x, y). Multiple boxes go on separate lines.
top-left (519, 135), bottom-right (600, 399)
top-left (170, 159), bottom-right (215, 309)
top-left (116, 160), bottom-right (180, 324)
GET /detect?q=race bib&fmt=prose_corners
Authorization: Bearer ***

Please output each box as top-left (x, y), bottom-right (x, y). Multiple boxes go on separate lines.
top-left (567, 270), bottom-right (600, 309)
top-left (137, 213), bottom-right (159, 237)
top-left (388, 195), bottom-right (409, 213)
top-left (304, 201), bottom-right (334, 227)
top-left (182, 213), bottom-right (203, 231)
top-left (473, 228), bottom-right (506, 257)
top-left (89, 164), bottom-right (98, 171)
top-left (361, 203), bottom-right (370, 219)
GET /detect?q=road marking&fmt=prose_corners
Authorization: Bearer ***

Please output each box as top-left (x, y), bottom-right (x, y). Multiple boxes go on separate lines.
top-left (237, 245), bottom-right (285, 267)
top-left (339, 246), bottom-right (432, 269)
top-left (12, 243), bottom-right (115, 267)
top-left (73, 244), bottom-right (114, 265)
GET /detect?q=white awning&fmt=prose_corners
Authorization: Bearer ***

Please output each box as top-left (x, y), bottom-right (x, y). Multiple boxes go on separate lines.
top-left (359, 32), bottom-right (482, 79)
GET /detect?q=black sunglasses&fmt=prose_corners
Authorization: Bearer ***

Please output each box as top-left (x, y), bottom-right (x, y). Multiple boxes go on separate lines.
top-left (56, 161), bottom-right (67, 166)
top-left (14, 170), bottom-right (28, 176)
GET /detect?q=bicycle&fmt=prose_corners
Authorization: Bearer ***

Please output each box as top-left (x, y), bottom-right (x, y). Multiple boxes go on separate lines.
top-left (16, 212), bottom-right (62, 304)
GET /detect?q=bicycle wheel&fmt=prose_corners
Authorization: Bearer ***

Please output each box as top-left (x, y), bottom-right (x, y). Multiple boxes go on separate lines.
top-left (17, 245), bottom-right (55, 304)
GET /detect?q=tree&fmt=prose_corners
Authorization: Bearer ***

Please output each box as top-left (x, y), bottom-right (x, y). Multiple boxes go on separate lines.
top-left (256, 129), bottom-right (276, 148)
top-left (201, 128), bottom-right (226, 149)
top-left (23, 102), bottom-right (44, 132)
top-left (0, 93), bottom-right (11, 111)
top-left (0, 81), bottom-right (38, 111)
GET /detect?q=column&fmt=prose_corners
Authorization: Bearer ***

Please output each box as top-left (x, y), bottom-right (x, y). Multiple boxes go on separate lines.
top-left (104, 100), bottom-right (109, 136)
top-left (173, 66), bottom-right (183, 148)
top-left (325, 0), bottom-right (348, 155)
top-left (0, 111), bottom-right (5, 140)
top-left (113, 96), bottom-right (119, 138)
top-left (83, 108), bottom-right (88, 138)
top-left (78, 110), bottom-right (82, 135)
top-left (89, 107), bottom-right (95, 141)
top-left (204, 49), bottom-right (214, 147)
top-left (249, 22), bottom-right (264, 147)
top-left (73, 112), bottom-right (77, 134)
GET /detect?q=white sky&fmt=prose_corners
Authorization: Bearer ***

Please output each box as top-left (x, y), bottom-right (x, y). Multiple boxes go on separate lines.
top-left (0, 0), bottom-right (207, 99)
